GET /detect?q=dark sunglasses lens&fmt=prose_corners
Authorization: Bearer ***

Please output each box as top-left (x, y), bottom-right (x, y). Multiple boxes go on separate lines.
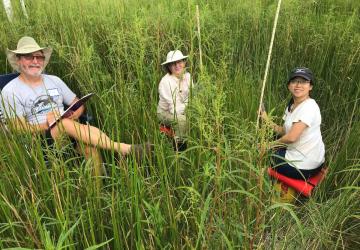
top-left (22, 54), bottom-right (45, 61)
top-left (36, 56), bottom-right (45, 61)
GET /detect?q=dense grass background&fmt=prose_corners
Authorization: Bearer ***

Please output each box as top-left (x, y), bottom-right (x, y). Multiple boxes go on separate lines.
top-left (0, 0), bottom-right (359, 249)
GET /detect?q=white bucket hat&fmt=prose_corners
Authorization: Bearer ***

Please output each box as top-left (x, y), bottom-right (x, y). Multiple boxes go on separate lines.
top-left (161, 50), bottom-right (188, 65)
top-left (6, 36), bottom-right (53, 72)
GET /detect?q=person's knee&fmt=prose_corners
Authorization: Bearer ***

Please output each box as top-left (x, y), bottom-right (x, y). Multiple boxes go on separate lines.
top-left (176, 115), bottom-right (187, 128)
top-left (177, 114), bottom-right (186, 122)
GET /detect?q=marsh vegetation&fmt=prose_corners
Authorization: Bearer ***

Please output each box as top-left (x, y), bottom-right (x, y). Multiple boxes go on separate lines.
top-left (0, 0), bottom-right (359, 249)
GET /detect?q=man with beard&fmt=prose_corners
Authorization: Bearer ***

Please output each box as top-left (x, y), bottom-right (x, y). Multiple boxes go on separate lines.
top-left (1, 36), bottom-right (152, 180)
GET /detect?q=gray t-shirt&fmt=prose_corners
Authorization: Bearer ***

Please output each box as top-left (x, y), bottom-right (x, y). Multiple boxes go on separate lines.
top-left (1, 74), bottom-right (76, 125)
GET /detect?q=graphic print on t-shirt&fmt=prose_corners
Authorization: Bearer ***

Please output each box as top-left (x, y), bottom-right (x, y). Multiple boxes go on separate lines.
top-left (30, 95), bottom-right (58, 115)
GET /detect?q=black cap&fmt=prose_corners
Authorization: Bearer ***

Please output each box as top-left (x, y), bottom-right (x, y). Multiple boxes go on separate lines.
top-left (288, 67), bottom-right (314, 83)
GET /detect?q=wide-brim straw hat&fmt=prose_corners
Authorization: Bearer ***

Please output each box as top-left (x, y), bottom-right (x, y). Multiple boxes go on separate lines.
top-left (6, 36), bottom-right (52, 72)
top-left (161, 50), bottom-right (188, 65)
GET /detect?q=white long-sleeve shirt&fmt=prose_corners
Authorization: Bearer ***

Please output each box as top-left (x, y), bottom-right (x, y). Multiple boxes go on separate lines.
top-left (157, 72), bottom-right (192, 115)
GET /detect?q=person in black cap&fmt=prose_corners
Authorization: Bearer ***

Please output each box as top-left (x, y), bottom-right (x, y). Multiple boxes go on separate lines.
top-left (260, 67), bottom-right (325, 179)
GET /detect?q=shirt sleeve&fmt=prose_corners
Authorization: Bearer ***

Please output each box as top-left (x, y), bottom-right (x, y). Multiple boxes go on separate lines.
top-left (159, 79), bottom-right (176, 114)
top-left (51, 76), bottom-right (77, 105)
top-left (292, 101), bottom-right (319, 127)
top-left (0, 89), bottom-right (25, 119)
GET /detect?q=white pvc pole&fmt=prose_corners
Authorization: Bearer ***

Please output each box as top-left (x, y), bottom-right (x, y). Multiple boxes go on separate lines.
top-left (196, 5), bottom-right (203, 73)
top-left (20, 0), bottom-right (28, 18)
top-left (3, 0), bottom-right (13, 22)
top-left (256, 0), bottom-right (283, 131)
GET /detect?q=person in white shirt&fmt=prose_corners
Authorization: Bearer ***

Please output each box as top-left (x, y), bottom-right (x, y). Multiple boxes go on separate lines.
top-left (261, 67), bottom-right (325, 179)
top-left (157, 50), bottom-right (192, 150)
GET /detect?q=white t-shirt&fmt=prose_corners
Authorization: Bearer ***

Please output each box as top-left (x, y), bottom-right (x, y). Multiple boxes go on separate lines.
top-left (157, 72), bottom-right (192, 115)
top-left (283, 98), bottom-right (325, 170)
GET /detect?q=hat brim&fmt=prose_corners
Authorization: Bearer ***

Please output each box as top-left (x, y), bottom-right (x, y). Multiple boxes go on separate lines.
top-left (6, 47), bottom-right (52, 72)
top-left (288, 73), bottom-right (312, 82)
top-left (161, 55), bottom-right (188, 65)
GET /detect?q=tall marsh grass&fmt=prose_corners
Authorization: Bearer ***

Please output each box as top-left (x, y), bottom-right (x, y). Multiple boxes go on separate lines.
top-left (0, 0), bottom-right (359, 249)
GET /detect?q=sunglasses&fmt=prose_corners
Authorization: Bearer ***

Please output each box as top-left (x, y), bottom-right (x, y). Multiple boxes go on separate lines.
top-left (18, 54), bottom-right (46, 61)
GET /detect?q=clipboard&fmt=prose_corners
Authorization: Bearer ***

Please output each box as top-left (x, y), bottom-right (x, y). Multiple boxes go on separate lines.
top-left (48, 93), bottom-right (94, 129)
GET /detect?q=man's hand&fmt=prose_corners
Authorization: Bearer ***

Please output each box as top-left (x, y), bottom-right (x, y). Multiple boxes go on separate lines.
top-left (63, 110), bottom-right (75, 119)
top-left (46, 111), bottom-right (61, 128)
top-left (67, 97), bottom-right (85, 120)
